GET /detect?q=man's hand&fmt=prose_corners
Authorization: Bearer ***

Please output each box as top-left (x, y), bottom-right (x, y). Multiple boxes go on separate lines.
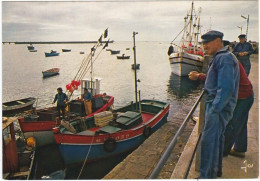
top-left (188, 71), bottom-right (200, 80)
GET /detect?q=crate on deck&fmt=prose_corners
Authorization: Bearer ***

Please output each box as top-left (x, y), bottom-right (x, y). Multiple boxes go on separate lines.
top-left (69, 100), bottom-right (86, 117)
top-left (92, 97), bottom-right (104, 112)
top-left (37, 109), bottom-right (58, 121)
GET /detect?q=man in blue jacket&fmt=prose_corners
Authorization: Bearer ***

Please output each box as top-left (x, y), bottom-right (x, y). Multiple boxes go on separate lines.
top-left (232, 34), bottom-right (254, 76)
top-left (52, 87), bottom-right (69, 119)
top-left (199, 30), bottom-right (240, 178)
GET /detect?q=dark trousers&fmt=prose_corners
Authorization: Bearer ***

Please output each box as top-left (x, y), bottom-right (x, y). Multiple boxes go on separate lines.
top-left (200, 102), bottom-right (233, 178)
top-left (57, 105), bottom-right (66, 118)
top-left (223, 93), bottom-right (254, 155)
top-left (239, 59), bottom-right (251, 76)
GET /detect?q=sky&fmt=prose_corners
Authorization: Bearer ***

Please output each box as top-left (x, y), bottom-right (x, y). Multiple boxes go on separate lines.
top-left (2, 0), bottom-right (259, 42)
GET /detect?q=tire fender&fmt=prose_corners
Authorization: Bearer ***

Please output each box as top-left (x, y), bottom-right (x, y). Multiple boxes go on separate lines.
top-left (143, 126), bottom-right (151, 138)
top-left (103, 137), bottom-right (117, 152)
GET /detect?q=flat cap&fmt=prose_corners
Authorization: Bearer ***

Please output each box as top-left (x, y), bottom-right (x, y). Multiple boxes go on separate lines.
top-left (201, 30), bottom-right (224, 43)
top-left (238, 34), bottom-right (246, 38)
top-left (223, 40), bottom-right (230, 46)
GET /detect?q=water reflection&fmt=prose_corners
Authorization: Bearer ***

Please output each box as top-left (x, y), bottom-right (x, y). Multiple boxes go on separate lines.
top-left (167, 73), bottom-right (201, 99)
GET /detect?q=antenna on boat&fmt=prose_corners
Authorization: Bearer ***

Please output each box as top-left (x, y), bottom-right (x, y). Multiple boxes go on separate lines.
top-left (133, 31), bottom-right (139, 109)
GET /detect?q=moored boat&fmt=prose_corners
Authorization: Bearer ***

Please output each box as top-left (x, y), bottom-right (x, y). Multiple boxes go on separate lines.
top-left (131, 63), bottom-right (140, 70)
top-left (62, 49), bottom-right (71, 52)
top-left (18, 93), bottom-right (114, 147)
top-left (3, 117), bottom-right (36, 179)
top-left (42, 68), bottom-right (60, 78)
top-left (2, 97), bottom-right (36, 116)
top-left (117, 54), bottom-right (130, 59)
top-left (168, 2), bottom-right (204, 76)
top-left (27, 44), bottom-right (35, 50)
top-left (53, 99), bottom-right (169, 165)
top-left (45, 50), bottom-right (59, 57)
top-left (110, 50), bottom-right (120, 55)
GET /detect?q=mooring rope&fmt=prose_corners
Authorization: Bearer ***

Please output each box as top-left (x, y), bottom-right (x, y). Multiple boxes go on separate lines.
top-left (77, 134), bottom-right (95, 179)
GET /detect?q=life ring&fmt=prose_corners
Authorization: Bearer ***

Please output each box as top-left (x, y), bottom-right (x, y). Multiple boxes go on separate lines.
top-left (143, 126), bottom-right (151, 138)
top-left (103, 138), bottom-right (117, 152)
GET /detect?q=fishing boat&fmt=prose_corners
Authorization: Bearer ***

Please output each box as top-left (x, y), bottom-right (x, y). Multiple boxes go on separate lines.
top-left (18, 81), bottom-right (114, 147)
top-left (117, 54), bottom-right (130, 59)
top-left (2, 97), bottom-right (36, 116)
top-left (3, 117), bottom-right (36, 179)
top-left (52, 31), bottom-right (169, 165)
top-left (53, 99), bottom-right (169, 165)
top-left (45, 50), bottom-right (59, 57)
top-left (62, 49), bottom-right (71, 52)
top-left (42, 68), bottom-right (60, 78)
top-left (110, 50), bottom-right (120, 55)
top-left (167, 2), bottom-right (204, 76)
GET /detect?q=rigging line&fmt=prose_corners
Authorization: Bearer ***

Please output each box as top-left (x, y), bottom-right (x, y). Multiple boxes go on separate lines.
top-left (73, 36), bottom-right (103, 80)
top-left (76, 41), bottom-right (102, 81)
top-left (77, 134), bottom-right (95, 180)
top-left (78, 40), bottom-right (109, 81)
top-left (78, 44), bottom-right (106, 81)
top-left (171, 22), bottom-right (190, 44)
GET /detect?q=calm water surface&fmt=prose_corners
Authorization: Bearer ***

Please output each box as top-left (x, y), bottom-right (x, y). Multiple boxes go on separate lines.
top-left (2, 41), bottom-right (201, 179)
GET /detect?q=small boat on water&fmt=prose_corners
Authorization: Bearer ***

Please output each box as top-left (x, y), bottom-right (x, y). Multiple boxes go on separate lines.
top-left (80, 51), bottom-right (85, 54)
top-left (168, 2), bottom-right (204, 76)
top-left (42, 68), bottom-right (60, 78)
top-left (131, 63), bottom-right (140, 70)
top-left (110, 50), bottom-right (120, 55)
top-left (62, 49), bottom-right (71, 52)
top-left (117, 54), bottom-right (130, 59)
top-left (27, 44), bottom-right (35, 51)
top-left (2, 97), bottom-right (36, 116)
top-left (45, 50), bottom-right (59, 57)
top-left (53, 99), bottom-right (169, 165)
top-left (3, 117), bottom-right (36, 179)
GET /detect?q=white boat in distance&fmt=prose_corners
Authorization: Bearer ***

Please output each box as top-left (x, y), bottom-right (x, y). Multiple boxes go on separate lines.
top-left (168, 2), bottom-right (204, 76)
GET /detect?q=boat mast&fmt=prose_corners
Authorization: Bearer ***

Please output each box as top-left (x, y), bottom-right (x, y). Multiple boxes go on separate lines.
top-left (194, 7), bottom-right (201, 52)
top-left (188, 2), bottom-right (194, 44)
top-left (133, 31), bottom-right (138, 108)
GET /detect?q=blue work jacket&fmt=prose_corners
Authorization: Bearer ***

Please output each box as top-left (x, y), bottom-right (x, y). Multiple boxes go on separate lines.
top-left (232, 42), bottom-right (254, 61)
top-left (204, 46), bottom-right (240, 113)
top-left (54, 93), bottom-right (68, 106)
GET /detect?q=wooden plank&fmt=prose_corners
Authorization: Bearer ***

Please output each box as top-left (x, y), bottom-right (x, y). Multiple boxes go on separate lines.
top-left (170, 123), bottom-right (199, 179)
top-left (11, 171), bottom-right (30, 177)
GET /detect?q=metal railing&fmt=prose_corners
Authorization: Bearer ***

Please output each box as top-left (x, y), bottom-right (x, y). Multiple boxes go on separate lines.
top-left (148, 89), bottom-right (205, 179)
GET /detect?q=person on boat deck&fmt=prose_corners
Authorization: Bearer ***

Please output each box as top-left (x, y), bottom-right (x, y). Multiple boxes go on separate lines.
top-left (189, 40), bottom-right (254, 172)
top-left (189, 30), bottom-right (240, 179)
top-left (82, 88), bottom-right (92, 115)
top-left (232, 34), bottom-right (254, 76)
top-left (52, 87), bottom-right (68, 119)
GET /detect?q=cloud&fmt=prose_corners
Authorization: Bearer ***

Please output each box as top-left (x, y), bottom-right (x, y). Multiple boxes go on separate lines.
top-left (2, 1), bottom-right (259, 42)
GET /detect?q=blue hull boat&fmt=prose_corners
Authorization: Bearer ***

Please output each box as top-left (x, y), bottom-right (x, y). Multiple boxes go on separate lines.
top-left (45, 50), bottom-right (59, 57)
top-left (53, 99), bottom-right (169, 165)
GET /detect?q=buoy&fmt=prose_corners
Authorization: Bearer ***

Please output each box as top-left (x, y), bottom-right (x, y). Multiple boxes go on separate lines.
top-left (27, 137), bottom-right (36, 147)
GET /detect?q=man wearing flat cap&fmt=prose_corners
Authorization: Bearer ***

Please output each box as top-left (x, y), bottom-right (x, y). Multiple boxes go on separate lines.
top-left (233, 34), bottom-right (254, 76)
top-left (199, 30), bottom-right (240, 178)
